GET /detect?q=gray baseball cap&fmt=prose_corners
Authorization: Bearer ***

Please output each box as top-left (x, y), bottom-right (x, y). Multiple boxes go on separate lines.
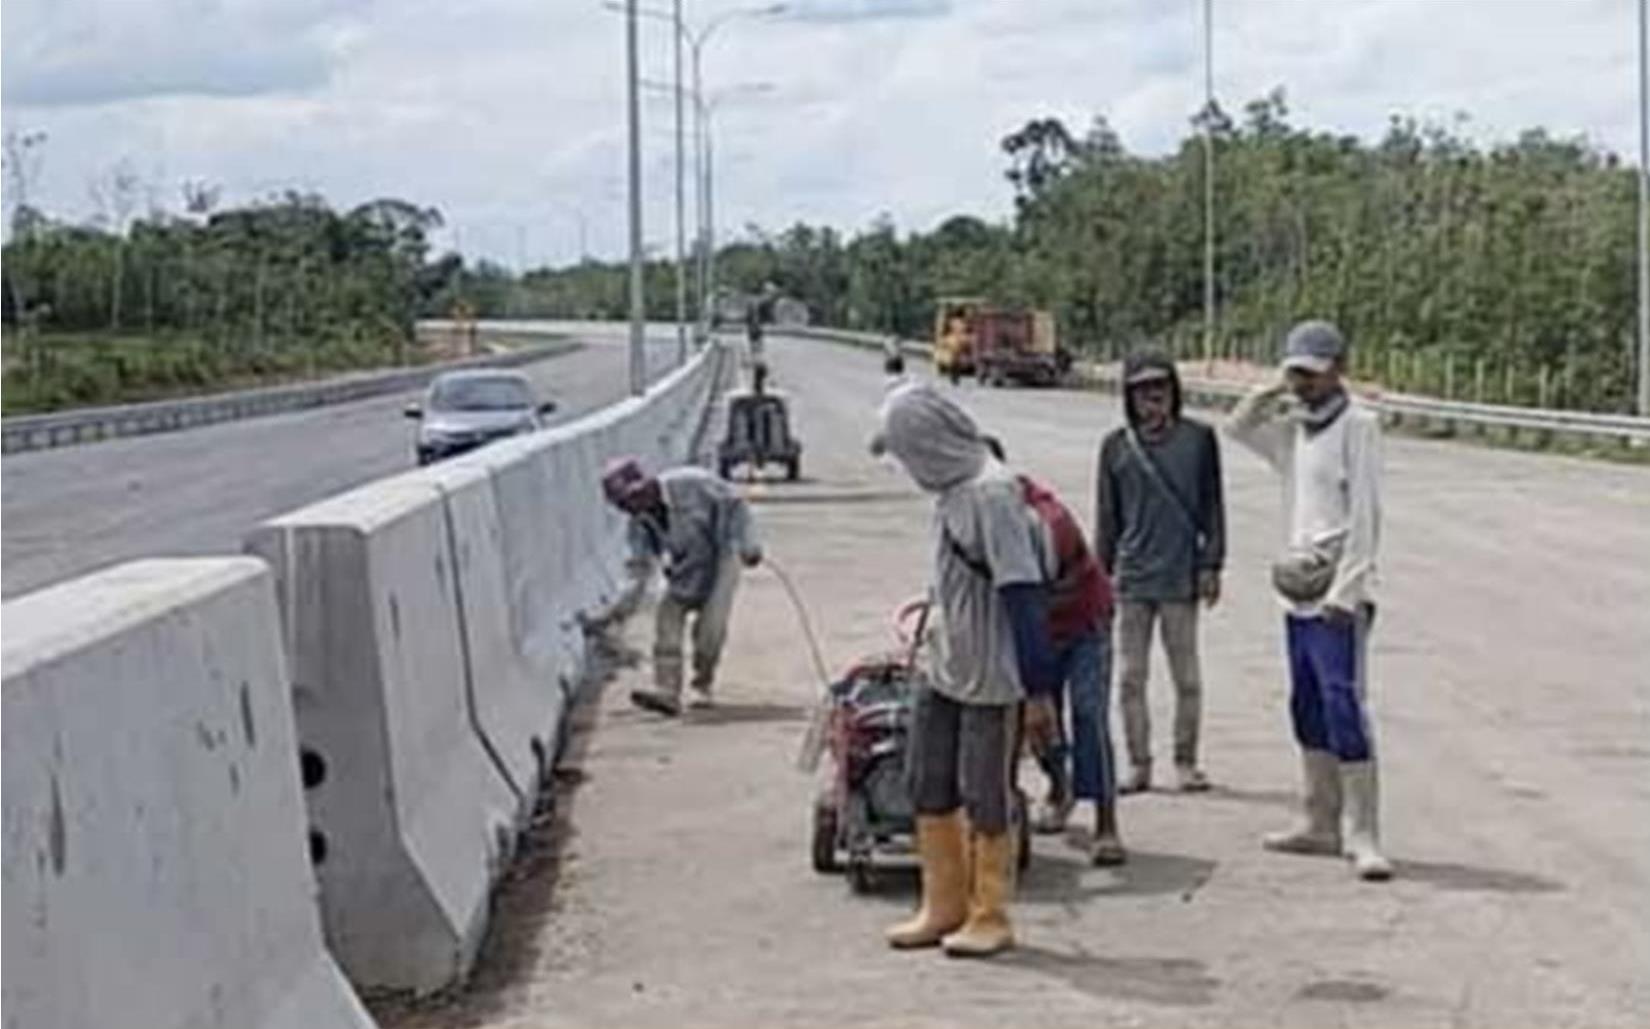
top-left (1281, 320), bottom-right (1346, 374)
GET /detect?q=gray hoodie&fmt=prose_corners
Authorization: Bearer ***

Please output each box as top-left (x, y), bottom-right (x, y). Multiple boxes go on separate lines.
top-left (1095, 350), bottom-right (1226, 603)
top-left (880, 386), bottom-right (1047, 705)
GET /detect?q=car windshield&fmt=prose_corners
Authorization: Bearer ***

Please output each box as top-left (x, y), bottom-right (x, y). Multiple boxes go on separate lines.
top-left (430, 377), bottom-right (532, 412)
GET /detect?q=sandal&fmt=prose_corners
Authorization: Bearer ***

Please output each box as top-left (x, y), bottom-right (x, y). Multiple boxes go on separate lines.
top-left (1031, 795), bottom-right (1074, 835)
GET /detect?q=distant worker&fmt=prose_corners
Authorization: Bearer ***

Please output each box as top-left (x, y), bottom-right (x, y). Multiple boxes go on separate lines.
top-left (746, 282), bottom-right (778, 360)
top-left (602, 458), bottom-right (763, 717)
top-left (1095, 349), bottom-right (1226, 794)
top-left (883, 337), bottom-right (906, 380)
top-left (982, 435), bottom-right (1124, 866)
top-left (877, 386), bottom-right (1060, 958)
top-left (1226, 320), bottom-right (1393, 881)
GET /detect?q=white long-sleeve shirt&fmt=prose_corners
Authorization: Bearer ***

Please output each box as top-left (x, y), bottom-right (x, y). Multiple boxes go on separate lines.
top-left (1226, 389), bottom-right (1382, 614)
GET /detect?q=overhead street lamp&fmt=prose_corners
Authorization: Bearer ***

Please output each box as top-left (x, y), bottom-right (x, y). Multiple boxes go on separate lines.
top-left (1637, 0), bottom-right (1648, 416)
top-left (699, 83), bottom-right (775, 324)
top-left (1201, 0), bottom-right (1216, 369)
top-left (602, 1), bottom-right (786, 345)
top-left (623, 0), bottom-right (645, 395)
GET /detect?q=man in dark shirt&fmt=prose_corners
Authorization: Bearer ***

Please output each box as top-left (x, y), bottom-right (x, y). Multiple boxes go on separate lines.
top-left (1095, 349), bottom-right (1226, 793)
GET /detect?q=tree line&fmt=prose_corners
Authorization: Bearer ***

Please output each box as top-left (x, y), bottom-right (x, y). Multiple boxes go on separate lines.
top-left (2, 140), bottom-right (461, 413)
top-left (491, 91), bottom-right (1642, 413)
top-left (5, 91), bottom-right (1639, 413)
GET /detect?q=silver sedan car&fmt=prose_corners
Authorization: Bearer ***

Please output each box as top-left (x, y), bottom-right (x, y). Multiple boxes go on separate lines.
top-left (405, 369), bottom-right (556, 465)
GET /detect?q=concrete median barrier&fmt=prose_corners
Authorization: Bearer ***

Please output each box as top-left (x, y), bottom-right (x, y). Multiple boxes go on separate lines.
top-left (245, 342), bottom-right (726, 994)
top-left (1, 558), bottom-right (372, 1029)
top-left (427, 457), bottom-right (572, 804)
top-left (247, 480), bottom-right (520, 994)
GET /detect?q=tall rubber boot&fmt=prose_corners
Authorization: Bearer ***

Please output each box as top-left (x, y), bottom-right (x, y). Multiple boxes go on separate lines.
top-left (1263, 748), bottom-right (1342, 855)
top-left (886, 812), bottom-right (969, 949)
top-left (1341, 760), bottom-right (1394, 881)
top-left (942, 830), bottom-right (1016, 958)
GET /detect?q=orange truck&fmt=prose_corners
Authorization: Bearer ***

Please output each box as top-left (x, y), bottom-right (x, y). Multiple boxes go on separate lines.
top-left (932, 298), bottom-right (1065, 387)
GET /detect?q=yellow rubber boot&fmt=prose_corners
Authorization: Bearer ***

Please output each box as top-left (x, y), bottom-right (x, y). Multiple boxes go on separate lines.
top-left (886, 812), bottom-right (969, 949)
top-left (942, 830), bottom-right (1016, 958)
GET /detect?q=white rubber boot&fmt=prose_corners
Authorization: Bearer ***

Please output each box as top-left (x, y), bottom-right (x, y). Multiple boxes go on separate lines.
top-left (1341, 760), bottom-right (1394, 881)
top-left (1263, 748), bottom-right (1342, 855)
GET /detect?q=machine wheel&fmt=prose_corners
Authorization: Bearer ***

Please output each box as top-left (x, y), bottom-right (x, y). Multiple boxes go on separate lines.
top-left (785, 457), bottom-right (801, 482)
top-left (847, 858), bottom-right (876, 894)
top-left (812, 801), bottom-right (841, 873)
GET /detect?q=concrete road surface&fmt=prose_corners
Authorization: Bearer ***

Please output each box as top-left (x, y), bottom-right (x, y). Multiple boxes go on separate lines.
top-left (0, 325), bottom-right (684, 598)
top-left (388, 333), bottom-right (1650, 1029)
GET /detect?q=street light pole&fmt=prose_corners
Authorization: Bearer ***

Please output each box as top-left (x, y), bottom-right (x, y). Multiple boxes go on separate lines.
top-left (693, 46), bottom-right (709, 341)
top-left (1201, 0), bottom-right (1216, 368)
top-left (625, 0), bottom-right (646, 394)
top-left (705, 107), bottom-right (718, 315)
top-left (673, 0), bottom-right (688, 365)
top-left (1637, 0), bottom-right (1648, 416)
top-left (601, 1), bottom-right (784, 347)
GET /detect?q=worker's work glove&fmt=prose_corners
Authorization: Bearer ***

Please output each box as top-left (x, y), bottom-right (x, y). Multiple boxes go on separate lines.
top-left (740, 546), bottom-right (764, 569)
top-left (1022, 696), bottom-right (1060, 754)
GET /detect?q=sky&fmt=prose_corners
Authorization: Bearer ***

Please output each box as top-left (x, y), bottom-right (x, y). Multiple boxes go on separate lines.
top-left (1, 0), bottom-right (1642, 266)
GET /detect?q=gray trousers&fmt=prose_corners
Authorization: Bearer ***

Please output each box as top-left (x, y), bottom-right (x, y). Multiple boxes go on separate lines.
top-left (654, 559), bottom-right (741, 698)
top-left (1116, 599), bottom-right (1203, 770)
top-left (908, 688), bottom-right (1016, 834)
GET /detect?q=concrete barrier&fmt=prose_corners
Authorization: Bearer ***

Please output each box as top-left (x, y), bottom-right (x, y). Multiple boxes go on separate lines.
top-left (246, 481), bottom-right (520, 994)
top-left (1, 558), bottom-right (372, 1029)
top-left (246, 342), bottom-right (726, 994)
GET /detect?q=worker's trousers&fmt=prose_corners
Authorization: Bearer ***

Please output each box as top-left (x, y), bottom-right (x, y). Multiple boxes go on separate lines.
top-left (1285, 607), bottom-right (1374, 762)
top-left (1116, 599), bottom-right (1203, 771)
top-left (908, 688), bottom-right (1017, 835)
top-left (654, 559), bottom-right (741, 699)
top-left (1041, 628), bottom-right (1117, 804)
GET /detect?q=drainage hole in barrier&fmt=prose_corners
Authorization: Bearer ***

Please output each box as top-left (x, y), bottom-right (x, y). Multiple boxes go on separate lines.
top-left (309, 830), bottom-right (329, 866)
top-left (300, 748), bottom-right (327, 789)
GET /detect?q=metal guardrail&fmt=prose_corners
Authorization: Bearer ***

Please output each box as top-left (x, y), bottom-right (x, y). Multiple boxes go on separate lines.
top-left (785, 326), bottom-right (1650, 447)
top-left (0, 339), bottom-right (578, 455)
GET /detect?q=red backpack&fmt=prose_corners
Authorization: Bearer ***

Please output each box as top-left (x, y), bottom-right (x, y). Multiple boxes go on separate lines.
top-left (945, 475), bottom-right (1114, 645)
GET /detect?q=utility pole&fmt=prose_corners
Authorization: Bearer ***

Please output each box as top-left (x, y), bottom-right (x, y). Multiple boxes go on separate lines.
top-left (673, 0), bottom-right (688, 364)
top-left (1637, 0), bottom-right (1648, 415)
top-left (1202, 0), bottom-right (1216, 368)
top-left (705, 112), bottom-right (718, 314)
top-left (625, 0), bottom-right (646, 394)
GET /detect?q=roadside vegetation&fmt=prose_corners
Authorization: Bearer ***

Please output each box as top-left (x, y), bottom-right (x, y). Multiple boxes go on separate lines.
top-left (5, 92), bottom-right (1640, 414)
top-left (1, 134), bottom-right (476, 414)
top-left (492, 92), bottom-right (1643, 415)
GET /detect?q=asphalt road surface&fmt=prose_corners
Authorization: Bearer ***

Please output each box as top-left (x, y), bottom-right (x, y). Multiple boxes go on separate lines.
top-left (0, 323), bottom-right (686, 598)
top-left (391, 333), bottom-right (1650, 1029)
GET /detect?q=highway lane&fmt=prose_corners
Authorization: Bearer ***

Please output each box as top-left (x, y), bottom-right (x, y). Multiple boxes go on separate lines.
top-left (0, 325), bottom-right (688, 598)
top-left (392, 333), bottom-right (1650, 1028)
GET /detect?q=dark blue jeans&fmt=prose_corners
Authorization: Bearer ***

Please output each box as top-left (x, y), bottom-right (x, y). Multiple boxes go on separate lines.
top-left (1042, 629), bottom-right (1117, 804)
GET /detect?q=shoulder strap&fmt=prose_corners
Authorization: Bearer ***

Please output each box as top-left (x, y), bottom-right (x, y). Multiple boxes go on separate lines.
top-left (1124, 428), bottom-right (1207, 548)
top-left (942, 524), bottom-right (992, 580)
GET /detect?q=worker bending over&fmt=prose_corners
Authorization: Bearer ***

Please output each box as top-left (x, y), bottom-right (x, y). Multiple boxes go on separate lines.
top-left (602, 457), bottom-right (763, 717)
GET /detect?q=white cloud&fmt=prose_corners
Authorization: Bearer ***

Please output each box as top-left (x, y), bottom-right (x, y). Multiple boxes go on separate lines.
top-left (2, 0), bottom-right (1639, 266)
top-left (2, 0), bottom-right (369, 105)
